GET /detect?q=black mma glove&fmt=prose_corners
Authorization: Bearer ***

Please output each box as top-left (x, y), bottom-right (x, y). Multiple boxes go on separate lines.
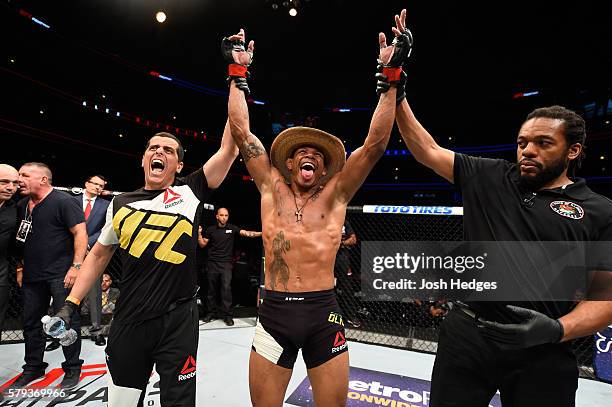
top-left (386, 28), bottom-right (413, 68)
top-left (54, 299), bottom-right (79, 329)
top-left (221, 36), bottom-right (252, 95)
top-left (376, 27), bottom-right (413, 103)
top-left (477, 305), bottom-right (564, 350)
top-left (376, 62), bottom-right (407, 104)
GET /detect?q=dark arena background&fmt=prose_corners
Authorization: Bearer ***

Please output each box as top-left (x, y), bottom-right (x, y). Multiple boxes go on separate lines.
top-left (2, 0), bottom-right (612, 405)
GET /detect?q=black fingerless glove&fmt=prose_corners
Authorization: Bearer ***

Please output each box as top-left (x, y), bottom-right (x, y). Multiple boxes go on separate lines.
top-left (376, 62), bottom-right (407, 104)
top-left (55, 299), bottom-right (79, 329)
top-left (221, 37), bottom-right (251, 95)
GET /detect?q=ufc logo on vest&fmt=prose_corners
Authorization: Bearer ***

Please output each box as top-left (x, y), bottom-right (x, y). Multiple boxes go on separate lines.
top-left (113, 206), bottom-right (192, 264)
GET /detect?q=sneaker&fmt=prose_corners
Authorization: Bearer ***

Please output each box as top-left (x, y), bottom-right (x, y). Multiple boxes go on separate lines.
top-left (94, 335), bottom-right (106, 346)
top-left (60, 370), bottom-right (81, 389)
top-left (201, 313), bottom-right (214, 323)
top-left (10, 371), bottom-right (45, 388)
top-left (223, 317), bottom-right (234, 326)
top-left (45, 339), bottom-right (61, 352)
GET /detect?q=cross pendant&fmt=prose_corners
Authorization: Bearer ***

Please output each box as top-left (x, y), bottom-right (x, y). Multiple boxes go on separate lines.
top-left (295, 211), bottom-right (303, 222)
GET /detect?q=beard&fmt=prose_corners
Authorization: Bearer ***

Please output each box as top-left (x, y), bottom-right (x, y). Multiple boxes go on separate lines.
top-left (518, 156), bottom-right (568, 191)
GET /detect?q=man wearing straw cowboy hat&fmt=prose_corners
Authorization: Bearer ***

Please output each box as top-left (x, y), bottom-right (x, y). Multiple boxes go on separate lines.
top-left (222, 9), bottom-right (413, 406)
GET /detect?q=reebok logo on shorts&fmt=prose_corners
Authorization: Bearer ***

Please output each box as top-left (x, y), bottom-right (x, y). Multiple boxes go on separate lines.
top-left (331, 331), bottom-right (347, 353)
top-left (177, 355), bottom-right (197, 381)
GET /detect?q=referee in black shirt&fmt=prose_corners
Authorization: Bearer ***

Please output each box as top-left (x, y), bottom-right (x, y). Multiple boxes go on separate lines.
top-left (392, 99), bottom-right (612, 406)
top-left (199, 207), bottom-right (261, 326)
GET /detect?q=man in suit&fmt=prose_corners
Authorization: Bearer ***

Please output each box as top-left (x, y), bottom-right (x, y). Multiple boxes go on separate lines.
top-left (76, 175), bottom-right (109, 346)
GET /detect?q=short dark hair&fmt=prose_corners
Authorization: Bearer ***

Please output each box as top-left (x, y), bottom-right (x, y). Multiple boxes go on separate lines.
top-left (86, 175), bottom-right (107, 184)
top-left (146, 132), bottom-right (185, 161)
top-left (525, 105), bottom-right (586, 173)
top-left (22, 162), bottom-right (53, 184)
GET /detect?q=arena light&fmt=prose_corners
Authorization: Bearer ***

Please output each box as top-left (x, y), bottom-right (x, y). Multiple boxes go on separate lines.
top-left (289, 8), bottom-right (297, 16)
top-left (513, 90), bottom-right (539, 99)
top-left (156, 11), bottom-right (167, 23)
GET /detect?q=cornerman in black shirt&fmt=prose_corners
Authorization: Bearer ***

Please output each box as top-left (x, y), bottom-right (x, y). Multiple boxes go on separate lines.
top-left (52, 127), bottom-right (239, 407)
top-left (198, 207), bottom-right (261, 326)
top-left (13, 163), bottom-right (88, 390)
top-left (386, 65), bottom-right (612, 405)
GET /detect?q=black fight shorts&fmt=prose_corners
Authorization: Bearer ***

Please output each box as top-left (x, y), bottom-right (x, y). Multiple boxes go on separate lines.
top-left (252, 289), bottom-right (348, 369)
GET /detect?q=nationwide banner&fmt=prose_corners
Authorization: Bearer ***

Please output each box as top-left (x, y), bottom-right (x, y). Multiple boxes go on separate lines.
top-left (285, 367), bottom-right (501, 407)
top-left (594, 325), bottom-right (612, 383)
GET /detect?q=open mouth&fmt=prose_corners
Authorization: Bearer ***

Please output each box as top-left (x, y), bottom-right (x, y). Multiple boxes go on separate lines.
top-left (151, 159), bottom-right (165, 175)
top-left (300, 162), bottom-right (315, 180)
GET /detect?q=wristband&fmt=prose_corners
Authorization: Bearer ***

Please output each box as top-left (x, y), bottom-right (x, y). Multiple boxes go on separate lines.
top-left (228, 64), bottom-right (248, 78)
top-left (382, 67), bottom-right (402, 82)
top-left (66, 296), bottom-right (81, 306)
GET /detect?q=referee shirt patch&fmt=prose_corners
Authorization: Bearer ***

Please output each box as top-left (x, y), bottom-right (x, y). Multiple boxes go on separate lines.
top-left (550, 201), bottom-right (584, 220)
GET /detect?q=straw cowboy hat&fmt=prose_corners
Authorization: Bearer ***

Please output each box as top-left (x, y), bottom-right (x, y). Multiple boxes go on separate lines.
top-left (270, 126), bottom-right (346, 184)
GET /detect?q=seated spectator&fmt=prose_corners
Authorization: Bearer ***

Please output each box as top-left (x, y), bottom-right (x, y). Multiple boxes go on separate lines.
top-left (101, 273), bottom-right (119, 315)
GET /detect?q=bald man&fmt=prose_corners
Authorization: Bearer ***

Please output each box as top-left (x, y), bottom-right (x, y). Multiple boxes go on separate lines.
top-left (12, 162), bottom-right (87, 390)
top-left (0, 164), bottom-right (19, 347)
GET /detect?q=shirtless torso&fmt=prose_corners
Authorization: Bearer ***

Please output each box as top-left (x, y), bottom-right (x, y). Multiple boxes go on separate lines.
top-left (262, 171), bottom-right (347, 292)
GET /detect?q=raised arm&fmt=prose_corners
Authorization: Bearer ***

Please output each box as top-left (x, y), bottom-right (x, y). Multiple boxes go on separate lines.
top-left (385, 11), bottom-right (454, 183)
top-left (396, 99), bottom-right (455, 183)
top-left (224, 29), bottom-right (273, 193)
top-left (203, 119), bottom-right (239, 189)
top-left (336, 11), bottom-right (412, 203)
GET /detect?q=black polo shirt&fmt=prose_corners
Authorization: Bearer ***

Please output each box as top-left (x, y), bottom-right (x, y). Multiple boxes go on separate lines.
top-left (204, 223), bottom-right (240, 263)
top-left (0, 200), bottom-right (18, 285)
top-left (454, 153), bottom-right (612, 321)
top-left (16, 190), bottom-right (85, 282)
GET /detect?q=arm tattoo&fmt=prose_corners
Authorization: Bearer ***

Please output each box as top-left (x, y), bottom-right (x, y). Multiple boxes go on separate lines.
top-left (269, 231), bottom-right (291, 291)
top-left (240, 138), bottom-right (265, 162)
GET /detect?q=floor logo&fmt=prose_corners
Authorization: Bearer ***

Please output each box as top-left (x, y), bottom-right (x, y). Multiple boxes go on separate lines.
top-left (550, 201), bottom-right (584, 220)
top-left (332, 332), bottom-right (347, 353)
top-left (178, 356), bottom-right (197, 381)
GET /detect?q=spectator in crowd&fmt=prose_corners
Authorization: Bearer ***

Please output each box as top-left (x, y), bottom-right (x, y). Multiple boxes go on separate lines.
top-left (0, 164), bottom-right (19, 344)
top-left (75, 175), bottom-right (110, 346)
top-left (101, 273), bottom-right (119, 315)
top-left (12, 162), bottom-right (87, 390)
top-left (198, 207), bottom-right (261, 326)
top-left (334, 219), bottom-right (360, 327)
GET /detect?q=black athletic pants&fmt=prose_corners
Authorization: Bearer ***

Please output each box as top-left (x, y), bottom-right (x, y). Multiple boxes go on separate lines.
top-left (430, 309), bottom-right (578, 407)
top-left (106, 300), bottom-right (199, 407)
top-left (206, 261), bottom-right (232, 318)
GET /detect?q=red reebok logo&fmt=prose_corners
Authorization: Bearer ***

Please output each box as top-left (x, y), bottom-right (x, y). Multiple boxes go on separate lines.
top-left (163, 188), bottom-right (182, 205)
top-left (333, 332), bottom-right (346, 347)
top-left (331, 331), bottom-right (348, 353)
top-left (180, 355), bottom-right (196, 374)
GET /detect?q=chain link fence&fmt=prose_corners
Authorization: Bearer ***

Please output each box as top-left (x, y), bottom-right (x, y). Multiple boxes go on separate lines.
top-left (337, 205), bottom-right (597, 379)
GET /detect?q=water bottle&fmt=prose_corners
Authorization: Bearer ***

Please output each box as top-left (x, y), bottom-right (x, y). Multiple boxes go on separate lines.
top-left (41, 315), bottom-right (78, 346)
